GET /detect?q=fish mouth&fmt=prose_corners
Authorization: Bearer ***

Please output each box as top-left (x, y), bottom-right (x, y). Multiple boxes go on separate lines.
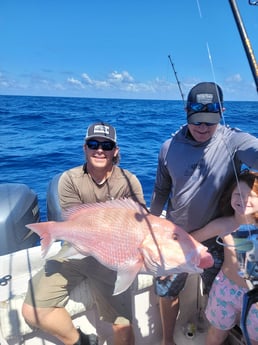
top-left (185, 246), bottom-right (214, 271)
top-left (196, 246), bottom-right (214, 269)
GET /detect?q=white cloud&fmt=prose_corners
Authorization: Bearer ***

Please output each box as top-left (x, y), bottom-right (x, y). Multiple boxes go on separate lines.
top-left (94, 80), bottom-right (110, 89)
top-left (67, 77), bottom-right (85, 89)
top-left (108, 71), bottom-right (134, 83)
top-left (81, 73), bottom-right (93, 85)
top-left (0, 68), bottom-right (256, 100)
top-left (0, 80), bottom-right (10, 87)
top-left (225, 74), bottom-right (242, 82)
top-left (68, 70), bottom-right (186, 99)
top-left (53, 83), bottom-right (65, 90)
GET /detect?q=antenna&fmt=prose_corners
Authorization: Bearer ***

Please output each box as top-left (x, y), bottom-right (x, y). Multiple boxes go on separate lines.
top-left (168, 55), bottom-right (185, 105)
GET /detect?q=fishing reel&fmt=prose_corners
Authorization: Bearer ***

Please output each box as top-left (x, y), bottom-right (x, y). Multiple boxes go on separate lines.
top-left (232, 224), bottom-right (258, 285)
top-left (231, 224), bottom-right (258, 345)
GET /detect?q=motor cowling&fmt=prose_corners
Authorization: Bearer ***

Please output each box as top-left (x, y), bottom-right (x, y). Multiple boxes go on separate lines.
top-left (0, 183), bottom-right (40, 255)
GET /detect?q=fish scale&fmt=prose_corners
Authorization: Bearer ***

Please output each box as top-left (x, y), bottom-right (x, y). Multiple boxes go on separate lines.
top-left (71, 208), bottom-right (147, 267)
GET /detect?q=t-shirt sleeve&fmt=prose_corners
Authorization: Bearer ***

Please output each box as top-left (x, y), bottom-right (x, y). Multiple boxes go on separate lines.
top-left (58, 171), bottom-right (83, 211)
top-left (126, 173), bottom-right (146, 205)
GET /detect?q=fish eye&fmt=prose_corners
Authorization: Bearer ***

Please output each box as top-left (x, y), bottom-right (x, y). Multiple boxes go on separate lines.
top-left (172, 233), bottom-right (178, 240)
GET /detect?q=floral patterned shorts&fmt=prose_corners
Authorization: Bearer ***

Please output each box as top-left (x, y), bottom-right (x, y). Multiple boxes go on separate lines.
top-left (205, 270), bottom-right (258, 341)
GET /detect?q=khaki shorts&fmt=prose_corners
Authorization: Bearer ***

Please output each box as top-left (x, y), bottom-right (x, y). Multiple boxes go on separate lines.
top-left (24, 253), bottom-right (133, 325)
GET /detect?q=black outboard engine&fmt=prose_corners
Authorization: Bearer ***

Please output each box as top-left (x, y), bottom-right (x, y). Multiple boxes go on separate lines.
top-left (47, 173), bottom-right (63, 221)
top-left (0, 183), bottom-right (40, 255)
top-left (232, 224), bottom-right (258, 345)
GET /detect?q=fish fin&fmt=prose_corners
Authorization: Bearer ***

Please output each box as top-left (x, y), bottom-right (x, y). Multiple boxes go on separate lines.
top-left (26, 222), bottom-right (56, 257)
top-left (60, 243), bottom-right (88, 259)
top-left (40, 233), bottom-right (54, 257)
top-left (113, 261), bottom-right (143, 296)
top-left (63, 198), bottom-right (148, 220)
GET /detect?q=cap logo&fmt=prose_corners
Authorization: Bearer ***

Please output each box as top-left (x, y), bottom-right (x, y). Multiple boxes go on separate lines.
top-left (93, 125), bottom-right (110, 135)
top-left (196, 93), bottom-right (214, 104)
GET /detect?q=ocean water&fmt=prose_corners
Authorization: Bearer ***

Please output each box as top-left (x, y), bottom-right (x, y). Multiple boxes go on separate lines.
top-left (0, 95), bottom-right (258, 221)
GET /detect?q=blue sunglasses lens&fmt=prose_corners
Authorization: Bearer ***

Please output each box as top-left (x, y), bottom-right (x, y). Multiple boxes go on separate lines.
top-left (86, 140), bottom-right (115, 151)
top-left (188, 102), bottom-right (221, 113)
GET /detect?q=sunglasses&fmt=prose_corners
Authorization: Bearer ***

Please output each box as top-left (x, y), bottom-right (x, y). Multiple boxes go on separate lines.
top-left (240, 168), bottom-right (258, 177)
top-left (188, 102), bottom-right (221, 113)
top-left (191, 122), bottom-right (216, 127)
top-left (86, 140), bottom-right (116, 151)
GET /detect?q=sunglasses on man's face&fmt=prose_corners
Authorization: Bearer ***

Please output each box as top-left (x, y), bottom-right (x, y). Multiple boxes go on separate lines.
top-left (86, 140), bottom-right (116, 151)
top-left (188, 102), bottom-right (221, 113)
top-left (191, 122), bottom-right (216, 127)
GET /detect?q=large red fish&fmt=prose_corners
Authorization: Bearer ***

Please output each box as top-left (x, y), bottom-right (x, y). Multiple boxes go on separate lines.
top-left (26, 199), bottom-right (213, 295)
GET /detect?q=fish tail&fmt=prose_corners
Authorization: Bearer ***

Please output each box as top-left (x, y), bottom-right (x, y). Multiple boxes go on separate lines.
top-left (26, 222), bottom-right (55, 256)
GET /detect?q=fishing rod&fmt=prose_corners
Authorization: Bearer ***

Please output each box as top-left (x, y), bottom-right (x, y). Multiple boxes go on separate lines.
top-left (168, 55), bottom-right (185, 105)
top-left (228, 0), bottom-right (258, 92)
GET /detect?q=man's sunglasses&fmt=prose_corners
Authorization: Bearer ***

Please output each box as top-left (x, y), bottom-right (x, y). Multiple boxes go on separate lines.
top-left (86, 140), bottom-right (116, 151)
top-left (188, 102), bottom-right (221, 113)
top-left (191, 122), bottom-right (216, 127)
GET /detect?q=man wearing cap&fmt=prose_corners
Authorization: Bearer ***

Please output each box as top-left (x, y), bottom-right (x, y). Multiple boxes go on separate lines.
top-left (22, 122), bottom-right (145, 345)
top-left (150, 82), bottom-right (258, 345)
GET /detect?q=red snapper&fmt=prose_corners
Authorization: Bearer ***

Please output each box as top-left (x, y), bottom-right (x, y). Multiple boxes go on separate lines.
top-left (26, 198), bottom-right (213, 295)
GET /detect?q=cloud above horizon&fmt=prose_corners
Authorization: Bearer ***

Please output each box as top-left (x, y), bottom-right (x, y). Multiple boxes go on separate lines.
top-left (0, 68), bottom-right (256, 101)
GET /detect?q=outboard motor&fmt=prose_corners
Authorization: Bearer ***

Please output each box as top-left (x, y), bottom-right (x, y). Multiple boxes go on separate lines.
top-left (47, 173), bottom-right (63, 221)
top-left (0, 183), bottom-right (40, 255)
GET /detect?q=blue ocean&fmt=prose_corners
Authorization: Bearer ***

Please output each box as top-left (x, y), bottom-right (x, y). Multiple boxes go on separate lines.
top-left (1, 95), bottom-right (257, 221)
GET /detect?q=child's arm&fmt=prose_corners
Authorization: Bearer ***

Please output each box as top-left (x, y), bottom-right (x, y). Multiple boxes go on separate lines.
top-left (191, 217), bottom-right (231, 242)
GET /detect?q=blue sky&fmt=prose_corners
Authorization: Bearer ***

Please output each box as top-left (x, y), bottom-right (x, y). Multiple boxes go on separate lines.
top-left (0, 1), bottom-right (257, 101)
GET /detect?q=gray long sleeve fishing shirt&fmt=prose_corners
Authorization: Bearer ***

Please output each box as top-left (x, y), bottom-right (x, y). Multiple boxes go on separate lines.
top-left (150, 124), bottom-right (258, 233)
